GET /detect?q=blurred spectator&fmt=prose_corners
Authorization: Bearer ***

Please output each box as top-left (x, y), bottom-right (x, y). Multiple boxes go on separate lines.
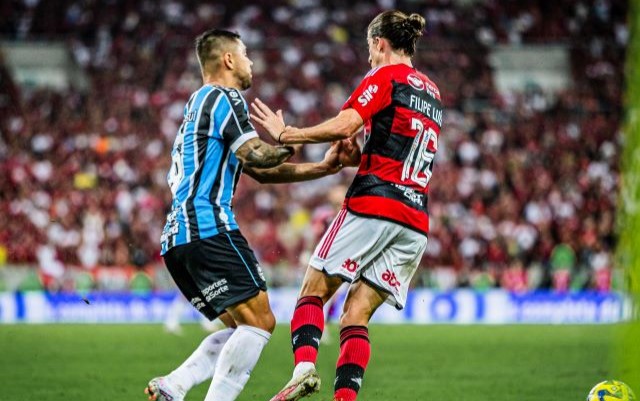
top-left (0, 0), bottom-right (627, 292)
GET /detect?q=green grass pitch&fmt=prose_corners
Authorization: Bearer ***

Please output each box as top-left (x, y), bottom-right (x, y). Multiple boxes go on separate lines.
top-left (0, 323), bottom-right (616, 401)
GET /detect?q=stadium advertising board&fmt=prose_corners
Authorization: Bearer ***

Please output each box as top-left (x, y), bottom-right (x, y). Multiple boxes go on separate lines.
top-left (0, 289), bottom-right (629, 324)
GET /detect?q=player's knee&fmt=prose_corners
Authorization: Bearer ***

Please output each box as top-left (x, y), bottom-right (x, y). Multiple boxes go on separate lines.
top-left (249, 307), bottom-right (276, 333)
top-left (239, 309), bottom-right (276, 333)
top-left (339, 304), bottom-right (371, 328)
top-left (299, 271), bottom-right (341, 304)
top-left (300, 285), bottom-right (332, 304)
top-left (261, 309), bottom-right (276, 333)
top-left (218, 312), bottom-right (237, 328)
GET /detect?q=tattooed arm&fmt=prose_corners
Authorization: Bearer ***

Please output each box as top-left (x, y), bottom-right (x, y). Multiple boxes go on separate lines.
top-left (244, 141), bottom-right (343, 184)
top-left (234, 137), bottom-right (294, 169)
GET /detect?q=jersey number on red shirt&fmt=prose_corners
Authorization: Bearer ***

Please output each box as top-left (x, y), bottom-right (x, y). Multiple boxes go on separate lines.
top-left (401, 118), bottom-right (438, 188)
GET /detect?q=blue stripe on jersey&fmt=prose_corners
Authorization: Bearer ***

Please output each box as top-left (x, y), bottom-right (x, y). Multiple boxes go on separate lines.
top-left (217, 154), bottom-right (240, 229)
top-left (194, 137), bottom-right (224, 239)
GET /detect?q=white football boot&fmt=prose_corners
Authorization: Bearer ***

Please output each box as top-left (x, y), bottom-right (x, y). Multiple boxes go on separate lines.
top-left (269, 369), bottom-right (321, 401)
top-left (144, 376), bottom-right (185, 401)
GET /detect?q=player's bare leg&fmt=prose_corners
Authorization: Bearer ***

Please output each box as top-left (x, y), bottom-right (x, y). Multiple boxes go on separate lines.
top-left (204, 291), bottom-right (275, 401)
top-left (270, 268), bottom-right (343, 401)
top-left (145, 312), bottom-right (238, 401)
top-left (333, 280), bottom-right (386, 401)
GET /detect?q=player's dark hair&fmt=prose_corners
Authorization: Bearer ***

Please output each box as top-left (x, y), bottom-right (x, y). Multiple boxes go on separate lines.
top-left (195, 29), bottom-right (241, 70)
top-left (367, 11), bottom-right (426, 57)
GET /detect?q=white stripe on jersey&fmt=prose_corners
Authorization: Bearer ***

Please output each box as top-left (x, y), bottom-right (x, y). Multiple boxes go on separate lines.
top-left (219, 108), bottom-right (232, 138)
top-left (230, 131), bottom-right (258, 152)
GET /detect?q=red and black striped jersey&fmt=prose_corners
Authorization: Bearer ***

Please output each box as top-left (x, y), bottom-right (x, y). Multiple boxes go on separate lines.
top-left (341, 63), bottom-right (443, 236)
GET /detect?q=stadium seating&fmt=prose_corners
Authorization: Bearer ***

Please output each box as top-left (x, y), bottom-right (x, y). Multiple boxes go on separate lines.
top-left (0, 0), bottom-right (627, 291)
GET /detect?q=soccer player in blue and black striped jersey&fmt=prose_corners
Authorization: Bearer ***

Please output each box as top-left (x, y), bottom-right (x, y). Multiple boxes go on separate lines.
top-left (145, 29), bottom-right (350, 401)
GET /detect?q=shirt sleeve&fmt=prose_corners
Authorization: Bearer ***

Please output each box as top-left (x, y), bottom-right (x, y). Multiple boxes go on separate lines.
top-left (218, 88), bottom-right (259, 152)
top-left (341, 67), bottom-right (393, 122)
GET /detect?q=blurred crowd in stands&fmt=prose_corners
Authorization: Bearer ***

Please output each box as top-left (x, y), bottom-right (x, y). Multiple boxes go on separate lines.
top-left (0, 0), bottom-right (627, 292)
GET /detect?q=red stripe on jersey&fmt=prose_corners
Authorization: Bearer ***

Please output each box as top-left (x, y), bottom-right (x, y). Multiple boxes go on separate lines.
top-left (358, 154), bottom-right (430, 192)
top-left (346, 196), bottom-right (429, 234)
top-left (318, 209), bottom-right (347, 259)
top-left (391, 107), bottom-right (442, 139)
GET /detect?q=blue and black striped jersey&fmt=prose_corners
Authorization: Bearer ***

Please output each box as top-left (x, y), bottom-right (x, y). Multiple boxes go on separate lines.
top-left (160, 84), bottom-right (258, 254)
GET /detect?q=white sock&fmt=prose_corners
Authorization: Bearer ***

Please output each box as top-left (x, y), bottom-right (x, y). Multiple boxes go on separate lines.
top-left (293, 361), bottom-right (315, 379)
top-left (204, 325), bottom-right (271, 401)
top-left (167, 328), bottom-right (235, 394)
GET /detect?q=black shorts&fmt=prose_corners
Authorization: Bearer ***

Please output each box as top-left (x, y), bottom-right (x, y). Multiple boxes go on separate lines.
top-left (163, 230), bottom-right (267, 320)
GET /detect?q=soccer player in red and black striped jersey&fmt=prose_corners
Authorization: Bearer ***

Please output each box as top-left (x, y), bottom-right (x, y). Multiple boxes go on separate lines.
top-left (252, 10), bottom-right (441, 401)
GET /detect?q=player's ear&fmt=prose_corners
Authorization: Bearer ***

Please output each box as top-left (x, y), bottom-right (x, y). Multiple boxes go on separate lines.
top-left (377, 37), bottom-right (388, 53)
top-left (222, 52), bottom-right (234, 70)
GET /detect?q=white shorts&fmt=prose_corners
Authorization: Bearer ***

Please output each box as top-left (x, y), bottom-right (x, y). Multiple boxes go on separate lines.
top-left (309, 209), bottom-right (427, 309)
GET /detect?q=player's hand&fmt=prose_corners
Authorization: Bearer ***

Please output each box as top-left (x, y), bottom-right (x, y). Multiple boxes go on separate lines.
top-left (338, 136), bottom-right (361, 167)
top-left (321, 141), bottom-right (343, 174)
top-left (251, 98), bottom-right (286, 143)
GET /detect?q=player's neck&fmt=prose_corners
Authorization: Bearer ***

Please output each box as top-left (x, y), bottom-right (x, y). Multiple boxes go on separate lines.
top-left (202, 72), bottom-right (241, 90)
top-left (379, 53), bottom-right (412, 68)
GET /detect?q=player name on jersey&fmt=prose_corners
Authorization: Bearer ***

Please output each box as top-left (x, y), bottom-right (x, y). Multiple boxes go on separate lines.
top-left (408, 94), bottom-right (443, 127)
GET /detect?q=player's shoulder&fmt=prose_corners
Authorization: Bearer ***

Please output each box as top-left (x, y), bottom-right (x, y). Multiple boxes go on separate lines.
top-left (411, 69), bottom-right (441, 101)
top-left (364, 64), bottom-right (399, 80)
top-left (367, 63), bottom-right (416, 77)
top-left (214, 85), bottom-right (244, 98)
top-left (366, 65), bottom-right (440, 96)
top-left (212, 85), bottom-right (247, 110)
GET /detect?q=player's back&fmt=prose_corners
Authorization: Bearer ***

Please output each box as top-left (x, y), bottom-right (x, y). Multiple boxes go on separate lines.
top-left (161, 84), bottom-right (259, 254)
top-left (343, 63), bottom-right (443, 235)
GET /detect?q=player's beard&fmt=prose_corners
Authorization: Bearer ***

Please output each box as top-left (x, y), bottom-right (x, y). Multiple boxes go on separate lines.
top-left (238, 71), bottom-right (252, 90)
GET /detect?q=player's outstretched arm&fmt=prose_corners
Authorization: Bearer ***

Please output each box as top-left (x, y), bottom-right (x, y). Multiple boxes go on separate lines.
top-left (235, 137), bottom-right (295, 169)
top-left (251, 98), bottom-right (363, 145)
top-left (243, 141), bottom-right (344, 184)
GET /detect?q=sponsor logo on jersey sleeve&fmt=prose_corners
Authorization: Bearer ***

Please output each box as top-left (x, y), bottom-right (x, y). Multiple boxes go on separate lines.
top-left (425, 81), bottom-right (441, 98)
top-left (357, 84), bottom-right (379, 106)
top-left (227, 89), bottom-right (243, 106)
top-left (407, 74), bottom-right (425, 91)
